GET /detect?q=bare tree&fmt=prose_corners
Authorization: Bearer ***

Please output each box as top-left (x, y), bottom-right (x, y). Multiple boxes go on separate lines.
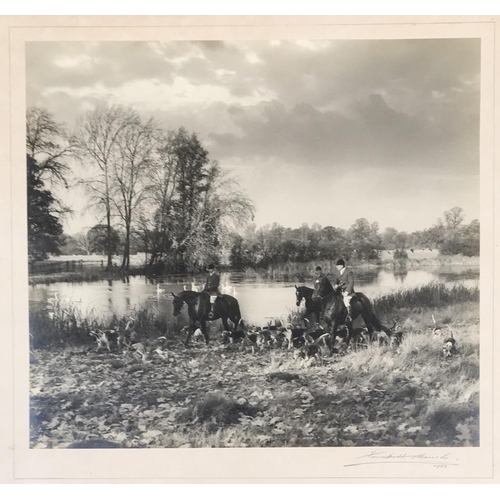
top-left (111, 114), bottom-right (157, 269)
top-left (138, 130), bottom-right (180, 269)
top-left (74, 230), bottom-right (93, 255)
top-left (26, 107), bottom-right (74, 187)
top-left (444, 207), bottom-right (465, 230)
top-left (73, 104), bottom-right (135, 270)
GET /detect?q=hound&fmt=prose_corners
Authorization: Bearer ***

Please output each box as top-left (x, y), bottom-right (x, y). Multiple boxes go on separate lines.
top-left (442, 326), bottom-right (458, 358)
top-left (293, 333), bottom-right (330, 366)
top-left (431, 314), bottom-right (446, 335)
top-left (117, 317), bottom-right (137, 349)
top-left (284, 324), bottom-right (308, 349)
top-left (131, 336), bottom-right (169, 363)
top-left (90, 330), bottom-right (112, 352)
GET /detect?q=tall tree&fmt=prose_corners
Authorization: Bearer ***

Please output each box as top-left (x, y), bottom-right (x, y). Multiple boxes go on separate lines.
top-left (111, 114), bottom-right (156, 269)
top-left (26, 107), bottom-right (70, 263)
top-left (172, 160), bottom-right (254, 268)
top-left (169, 128), bottom-right (211, 267)
top-left (138, 129), bottom-right (180, 271)
top-left (74, 104), bottom-right (135, 270)
top-left (74, 231), bottom-right (93, 255)
top-left (444, 207), bottom-right (465, 230)
top-left (26, 107), bottom-right (73, 187)
top-left (138, 128), bottom-right (255, 272)
top-left (87, 224), bottom-right (121, 255)
top-left (348, 218), bottom-right (383, 260)
top-left (27, 155), bottom-right (64, 263)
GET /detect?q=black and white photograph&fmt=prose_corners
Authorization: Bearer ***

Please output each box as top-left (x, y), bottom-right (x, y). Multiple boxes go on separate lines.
top-left (24, 34), bottom-right (484, 451)
top-left (1, 15), bottom-right (497, 484)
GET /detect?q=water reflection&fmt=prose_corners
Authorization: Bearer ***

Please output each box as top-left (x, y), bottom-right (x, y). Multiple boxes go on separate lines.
top-left (29, 266), bottom-right (479, 326)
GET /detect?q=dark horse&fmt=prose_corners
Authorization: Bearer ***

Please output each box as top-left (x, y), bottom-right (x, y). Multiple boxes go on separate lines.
top-left (171, 290), bottom-right (241, 345)
top-left (295, 285), bottom-right (393, 349)
top-left (295, 285), bottom-right (321, 324)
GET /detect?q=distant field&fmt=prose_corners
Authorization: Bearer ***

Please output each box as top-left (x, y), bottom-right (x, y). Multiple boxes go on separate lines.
top-left (47, 254), bottom-right (147, 266)
top-left (379, 249), bottom-right (439, 261)
top-left (379, 249), bottom-right (479, 266)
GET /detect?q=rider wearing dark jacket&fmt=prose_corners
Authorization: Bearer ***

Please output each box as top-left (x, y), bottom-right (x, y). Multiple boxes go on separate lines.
top-left (312, 266), bottom-right (334, 301)
top-left (204, 264), bottom-right (221, 319)
top-left (204, 265), bottom-right (221, 295)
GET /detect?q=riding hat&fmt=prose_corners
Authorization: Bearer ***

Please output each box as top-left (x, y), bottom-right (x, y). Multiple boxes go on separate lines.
top-left (315, 266), bottom-right (322, 271)
top-left (335, 259), bottom-right (345, 267)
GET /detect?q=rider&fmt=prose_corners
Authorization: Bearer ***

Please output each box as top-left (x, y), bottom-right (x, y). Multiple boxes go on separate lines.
top-left (203, 263), bottom-right (221, 319)
top-left (312, 266), bottom-right (334, 323)
top-left (335, 258), bottom-right (355, 320)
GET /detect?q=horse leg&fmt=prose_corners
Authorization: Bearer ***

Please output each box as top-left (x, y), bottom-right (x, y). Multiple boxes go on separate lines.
top-left (344, 317), bottom-right (354, 345)
top-left (184, 323), bottom-right (194, 346)
top-left (315, 309), bottom-right (321, 325)
top-left (222, 316), bottom-right (232, 332)
top-left (359, 311), bottom-right (375, 342)
top-left (200, 319), bottom-right (210, 345)
top-left (326, 318), bottom-right (337, 355)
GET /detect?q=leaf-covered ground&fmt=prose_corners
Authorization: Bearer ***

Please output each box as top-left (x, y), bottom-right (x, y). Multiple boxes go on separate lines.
top-left (30, 302), bottom-right (479, 449)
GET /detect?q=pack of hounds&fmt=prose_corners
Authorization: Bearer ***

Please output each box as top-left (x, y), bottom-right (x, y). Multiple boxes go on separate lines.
top-left (89, 317), bottom-right (168, 363)
top-left (89, 313), bottom-right (459, 365)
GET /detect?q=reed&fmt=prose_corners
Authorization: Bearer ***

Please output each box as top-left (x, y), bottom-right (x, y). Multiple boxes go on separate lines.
top-left (373, 283), bottom-right (479, 314)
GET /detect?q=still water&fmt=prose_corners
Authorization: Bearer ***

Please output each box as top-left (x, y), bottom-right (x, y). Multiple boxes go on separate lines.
top-left (29, 266), bottom-right (479, 326)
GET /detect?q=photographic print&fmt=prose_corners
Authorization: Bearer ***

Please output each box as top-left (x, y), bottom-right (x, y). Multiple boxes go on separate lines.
top-left (2, 16), bottom-right (497, 482)
top-left (26, 35), bottom-right (481, 450)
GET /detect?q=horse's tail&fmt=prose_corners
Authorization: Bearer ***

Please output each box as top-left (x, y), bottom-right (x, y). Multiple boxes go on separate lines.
top-left (370, 313), bottom-right (392, 335)
top-left (234, 302), bottom-right (242, 326)
top-left (356, 292), bottom-right (374, 314)
top-left (222, 294), bottom-right (242, 329)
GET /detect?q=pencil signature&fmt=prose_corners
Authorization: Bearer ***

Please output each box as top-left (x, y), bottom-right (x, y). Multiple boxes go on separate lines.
top-left (344, 451), bottom-right (459, 469)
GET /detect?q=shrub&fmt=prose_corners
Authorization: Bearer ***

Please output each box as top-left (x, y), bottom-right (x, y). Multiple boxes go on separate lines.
top-left (393, 249), bottom-right (408, 260)
top-left (179, 392), bottom-right (259, 426)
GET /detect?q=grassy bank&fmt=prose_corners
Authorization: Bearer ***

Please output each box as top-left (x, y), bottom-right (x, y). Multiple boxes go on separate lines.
top-left (29, 285), bottom-right (480, 448)
top-left (373, 283), bottom-right (479, 314)
top-left (29, 267), bottom-right (146, 286)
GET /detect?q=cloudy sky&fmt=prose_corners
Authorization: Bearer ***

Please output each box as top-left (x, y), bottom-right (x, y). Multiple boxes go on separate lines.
top-left (26, 38), bottom-right (480, 234)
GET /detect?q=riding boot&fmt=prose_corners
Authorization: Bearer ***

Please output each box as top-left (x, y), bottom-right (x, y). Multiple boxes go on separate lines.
top-left (208, 298), bottom-right (215, 320)
top-left (207, 305), bottom-right (214, 320)
top-left (346, 309), bottom-right (352, 323)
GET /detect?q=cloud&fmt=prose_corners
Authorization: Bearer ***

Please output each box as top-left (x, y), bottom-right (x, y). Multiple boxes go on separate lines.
top-left (25, 38), bottom-right (480, 232)
top-left (208, 88), bottom-right (478, 175)
top-left (26, 42), bottom-right (178, 91)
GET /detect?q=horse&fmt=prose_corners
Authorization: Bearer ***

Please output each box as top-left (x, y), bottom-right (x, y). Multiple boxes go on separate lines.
top-left (171, 290), bottom-right (241, 345)
top-left (347, 291), bottom-right (394, 339)
top-left (319, 288), bottom-right (353, 353)
top-left (295, 285), bottom-right (321, 324)
top-left (295, 285), bottom-right (393, 350)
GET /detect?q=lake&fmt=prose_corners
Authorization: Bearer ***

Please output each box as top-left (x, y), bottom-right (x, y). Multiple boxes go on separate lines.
top-left (29, 266), bottom-right (479, 326)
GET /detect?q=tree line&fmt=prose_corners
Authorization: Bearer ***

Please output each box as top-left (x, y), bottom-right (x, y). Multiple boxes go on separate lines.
top-left (27, 105), bottom-right (479, 273)
top-left (228, 208), bottom-right (479, 270)
top-left (26, 105), bottom-right (255, 272)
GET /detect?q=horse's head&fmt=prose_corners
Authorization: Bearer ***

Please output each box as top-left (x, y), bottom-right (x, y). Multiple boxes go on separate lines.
top-left (295, 285), bottom-right (307, 307)
top-left (171, 293), bottom-right (184, 317)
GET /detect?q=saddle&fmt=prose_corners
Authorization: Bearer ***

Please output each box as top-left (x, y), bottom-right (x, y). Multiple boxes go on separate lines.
top-left (209, 294), bottom-right (228, 314)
